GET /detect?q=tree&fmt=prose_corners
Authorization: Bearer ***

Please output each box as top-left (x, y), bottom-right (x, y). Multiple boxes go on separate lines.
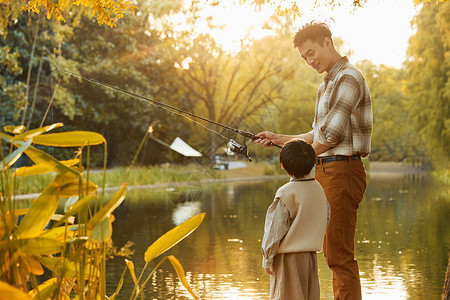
top-left (0, 1), bottom-right (184, 166)
top-left (0, 45), bottom-right (26, 125)
top-left (54, 5), bottom-right (183, 166)
top-left (0, 13), bottom-right (77, 130)
top-left (404, 1), bottom-right (449, 169)
top-left (356, 61), bottom-right (428, 163)
top-left (144, 1), bottom-right (301, 160)
top-left (0, 0), bottom-right (137, 35)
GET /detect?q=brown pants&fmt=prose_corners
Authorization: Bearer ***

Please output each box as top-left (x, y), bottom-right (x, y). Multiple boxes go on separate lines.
top-left (315, 159), bottom-right (366, 300)
top-left (270, 252), bottom-right (320, 300)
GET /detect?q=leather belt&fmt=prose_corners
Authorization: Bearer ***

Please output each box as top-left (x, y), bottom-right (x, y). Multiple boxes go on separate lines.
top-left (316, 155), bottom-right (360, 165)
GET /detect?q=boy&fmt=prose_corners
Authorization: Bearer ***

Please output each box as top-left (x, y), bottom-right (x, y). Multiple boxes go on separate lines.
top-left (262, 139), bottom-right (329, 300)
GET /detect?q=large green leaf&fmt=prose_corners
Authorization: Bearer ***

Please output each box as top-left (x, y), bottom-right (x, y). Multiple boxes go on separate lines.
top-left (87, 183), bottom-right (127, 230)
top-left (167, 255), bottom-right (198, 300)
top-left (0, 280), bottom-right (33, 300)
top-left (144, 213), bottom-right (205, 263)
top-left (13, 123), bottom-right (63, 141)
top-left (22, 145), bottom-right (79, 176)
top-left (14, 183), bottom-right (60, 239)
top-left (32, 131), bottom-right (106, 147)
top-left (0, 138), bottom-right (32, 171)
top-left (13, 158), bottom-right (79, 177)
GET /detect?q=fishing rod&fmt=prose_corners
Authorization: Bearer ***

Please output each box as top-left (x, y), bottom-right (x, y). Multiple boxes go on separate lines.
top-left (52, 66), bottom-right (281, 162)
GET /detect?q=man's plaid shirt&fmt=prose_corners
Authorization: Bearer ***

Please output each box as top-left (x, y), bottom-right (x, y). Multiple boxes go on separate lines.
top-left (309, 56), bottom-right (373, 158)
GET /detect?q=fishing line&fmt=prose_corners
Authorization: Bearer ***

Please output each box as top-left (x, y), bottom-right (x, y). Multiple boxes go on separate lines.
top-left (52, 66), bottom-right (281, 161)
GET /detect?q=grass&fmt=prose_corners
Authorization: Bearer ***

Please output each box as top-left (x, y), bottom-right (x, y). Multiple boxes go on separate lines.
top-left (12, 162), bottom-right (283, 196)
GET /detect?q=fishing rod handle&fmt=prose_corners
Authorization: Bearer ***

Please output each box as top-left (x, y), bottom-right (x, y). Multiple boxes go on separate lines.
top-left (237, 130), bottom-right (282, 148)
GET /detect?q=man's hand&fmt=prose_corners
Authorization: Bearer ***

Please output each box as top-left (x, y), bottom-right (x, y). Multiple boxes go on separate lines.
top-left (253, 131), bottom-right (314, 148)
top-left (265, 268), bottom-right (273, 275)
top-left (252, 131), bottom-right (277, 148)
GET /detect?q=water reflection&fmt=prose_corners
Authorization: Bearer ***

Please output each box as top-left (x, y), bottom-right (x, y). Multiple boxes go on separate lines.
top-left (106, 175), bottom-right (449, 300)
top-left (172, 202), bottom-right (202, 225)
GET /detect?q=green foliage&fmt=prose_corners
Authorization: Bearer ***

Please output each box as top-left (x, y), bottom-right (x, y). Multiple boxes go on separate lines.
top-left (357, 61), bottom-right (428, 163)
top-left (404, 1), bottom-right (450, 169)
top-left (0, 46), bottom-right (26, 123)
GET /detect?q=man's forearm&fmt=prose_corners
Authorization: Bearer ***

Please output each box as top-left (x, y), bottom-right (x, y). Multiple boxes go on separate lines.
top-left (273, 133), bottom-right (313, 146)
top-left (312, 140), bottom-right (331, 155)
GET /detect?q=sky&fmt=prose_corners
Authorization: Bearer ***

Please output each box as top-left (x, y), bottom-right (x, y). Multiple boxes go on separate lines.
top-left (321, 0), bottom-right (421, 68)
top-left (189, 0), bottom-right (422, 69)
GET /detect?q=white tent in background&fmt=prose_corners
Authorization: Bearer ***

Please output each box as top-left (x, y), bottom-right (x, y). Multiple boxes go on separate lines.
top-left (169, 137), bottom-right (202, 157)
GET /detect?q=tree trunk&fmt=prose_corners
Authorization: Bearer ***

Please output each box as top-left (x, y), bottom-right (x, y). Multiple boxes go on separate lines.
top-left (26, 57), bottom-right (43, 130)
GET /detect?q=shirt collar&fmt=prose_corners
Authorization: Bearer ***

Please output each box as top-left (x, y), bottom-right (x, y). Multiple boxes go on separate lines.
top-left (324, 56), bottom-right (349, 82)
top-left (290, 174), bottom-right (314, 182)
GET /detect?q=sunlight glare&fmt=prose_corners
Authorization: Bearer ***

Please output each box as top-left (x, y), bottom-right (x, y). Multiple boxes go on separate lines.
top-left (195, 0), bottom-right (273, 53)
top-left (165, 0), bottom-right (419, 67)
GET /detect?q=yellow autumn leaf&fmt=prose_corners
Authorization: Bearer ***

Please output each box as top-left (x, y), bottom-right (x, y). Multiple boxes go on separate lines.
top-left (0, 138), bottom-right (32, 171)
top-left (14, 183), bottom-right (59, 239)
top-left (0, 132), bottom-right (13, 143)
top-left (28, 278), bottom-right (58, 299)
top-left (32, 131), bottom-right (106, 147)
top-left (125, 259), bottom-right (138, 286)
top-left (3, 237), bottom-right (64, 256)
top-left (3, 125), bottom-right (26, 134)
top-left (13, 158), bottom-right (79, 177)
top-left (19, 255), bottom-right (44, 275)
top-left (40, 225), bottom-right (76, 240)
top-left (12, 209), bottom-right (30, 216)
top-left (0, 280), bottom-right (33, 300)
top-left (22, 144), bottom-right (79, 176)
top-left (13, 123), bottom-right (63, 141)
top-left (144, 213), bottom-right (205, 263)
top-left (167, 255), bottom-right (198, 300)
top-left (87, 183), bottom-right (126, 230)
top-left (53, 195), bottom-right (96, 228)
top-left (90, 215), bottom-right (113, 243)
top-left (58, 179), bottom-right (98, 198)
top-left (38, 257), bottom-right (99, 279)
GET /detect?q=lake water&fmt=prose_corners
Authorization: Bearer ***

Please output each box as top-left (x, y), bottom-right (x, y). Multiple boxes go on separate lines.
top-left (106, 172), bottom-right (449, 299)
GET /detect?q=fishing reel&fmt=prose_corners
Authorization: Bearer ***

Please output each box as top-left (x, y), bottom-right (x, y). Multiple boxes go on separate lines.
top-left (226, 139), bottom-right (252, 162)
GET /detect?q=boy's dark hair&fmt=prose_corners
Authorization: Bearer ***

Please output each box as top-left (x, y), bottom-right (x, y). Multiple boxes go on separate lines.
top-left (279, 139), bottom-right (316, 179)
top-left (293, 21), bottom-right (332, 49)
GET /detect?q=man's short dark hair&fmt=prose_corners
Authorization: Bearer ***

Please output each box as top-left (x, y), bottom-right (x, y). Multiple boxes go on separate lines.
top-left (293, 21), bottom-right (332, 49)
top-left (279, 139), bottom-right (316, 179)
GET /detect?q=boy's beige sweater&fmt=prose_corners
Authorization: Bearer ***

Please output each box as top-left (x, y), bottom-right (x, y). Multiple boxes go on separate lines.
top-left (277, 178), bottom-right (328, 253)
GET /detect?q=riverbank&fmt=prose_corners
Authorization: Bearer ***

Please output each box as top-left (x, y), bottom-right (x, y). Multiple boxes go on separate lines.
top-left (12, 161), bottom-right (428, 200)
top-left (220, 161), bottom-right (428, 178)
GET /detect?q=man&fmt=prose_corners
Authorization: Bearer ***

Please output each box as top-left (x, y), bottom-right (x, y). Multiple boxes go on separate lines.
top-left (254, 21), bottom-right (373, 299)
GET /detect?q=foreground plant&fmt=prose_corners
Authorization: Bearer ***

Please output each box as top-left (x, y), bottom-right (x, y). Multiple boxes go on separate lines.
top-left (0, 123), bottom-right (203, 299)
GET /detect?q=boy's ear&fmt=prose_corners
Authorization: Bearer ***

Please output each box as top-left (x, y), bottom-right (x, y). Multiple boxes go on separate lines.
top-left (280, 162), bottom-right (284, 170)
